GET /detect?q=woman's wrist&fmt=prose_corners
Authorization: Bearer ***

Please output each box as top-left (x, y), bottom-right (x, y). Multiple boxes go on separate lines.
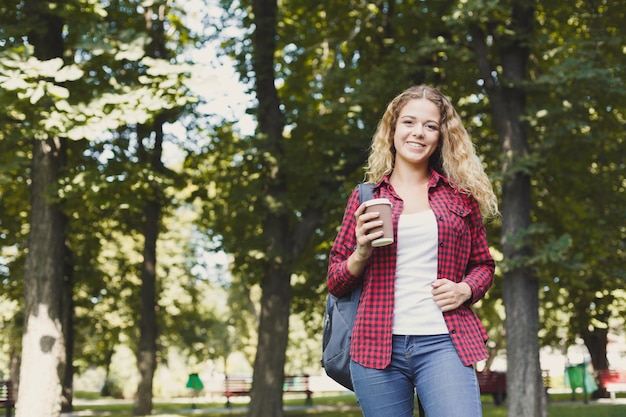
top-left (348, 249), bottom-right (368, 276)
top-left (458, 282), bottom-right (473, 303)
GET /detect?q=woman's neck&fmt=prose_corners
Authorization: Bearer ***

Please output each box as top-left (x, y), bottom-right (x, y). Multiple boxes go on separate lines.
top-left (390, 164), bottom-right (430, 187)
top-left (389, 166), bottom-right (432, 214)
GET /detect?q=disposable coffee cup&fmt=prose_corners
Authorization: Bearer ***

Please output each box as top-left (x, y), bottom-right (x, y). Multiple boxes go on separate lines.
top-left (364, 198), bottom-right (393, 247)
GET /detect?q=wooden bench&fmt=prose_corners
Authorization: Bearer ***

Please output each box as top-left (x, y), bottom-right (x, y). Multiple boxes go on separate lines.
top-left (224, 375), bottom-right (312, 408)
top-left (0, 380), bottom-right (15, 417)
top-left (476, 371), bottom-right (506, 405)
top-left (475, 369), bottom-right (551, 405)
top-left (542, 369), bottom-right (552, 402)
top-left (597, 369), bottom-right (626, 400)
top-left (283, 375), bottom-right (313, 405)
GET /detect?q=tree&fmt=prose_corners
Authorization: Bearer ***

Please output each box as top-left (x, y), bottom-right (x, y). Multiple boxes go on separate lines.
top-left (133, 2), bottom-right (170, 413)
top-left (244, 1), bottom-right (293, 414)
top-left (16, 2), bottom-right (68, 415)
top-left (451, 1), bottom-right (548, 415)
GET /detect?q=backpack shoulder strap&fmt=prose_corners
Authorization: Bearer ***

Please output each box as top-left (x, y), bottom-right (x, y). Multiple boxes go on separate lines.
top-left (357, 183), bottom-right (375, 203)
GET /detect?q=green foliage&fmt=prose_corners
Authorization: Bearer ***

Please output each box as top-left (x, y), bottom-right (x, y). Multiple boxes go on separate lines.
top-left (0, 0), bottom-right (216, 384)
top-left (204, 0), bottom-right (626, 372)
top-left (0, 46), bottom-right (195, 142)
top-left (208, 1), bottom-right (624, 374)
top-left (205, 0), bottom-right (499, 323)
top-left (527, 0), bottom-right (626, 350)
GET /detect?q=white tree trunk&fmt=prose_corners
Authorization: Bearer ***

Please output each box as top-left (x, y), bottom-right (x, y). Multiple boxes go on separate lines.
top-left (16, 138), bottom-right (67, 417)
top-left (17, 305), bottom-right (64, 417)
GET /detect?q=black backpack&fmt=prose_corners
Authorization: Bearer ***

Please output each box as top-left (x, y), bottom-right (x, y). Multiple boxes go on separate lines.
top-left (321, 183), bottom-right (374, 391)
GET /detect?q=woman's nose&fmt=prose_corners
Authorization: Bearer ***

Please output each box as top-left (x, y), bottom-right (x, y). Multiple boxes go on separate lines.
top-left (412, 124), bottom-right (424, 136)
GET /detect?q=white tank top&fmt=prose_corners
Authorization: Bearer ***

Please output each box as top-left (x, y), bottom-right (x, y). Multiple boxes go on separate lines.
top-left (392, 210), bottom-right (448, 335)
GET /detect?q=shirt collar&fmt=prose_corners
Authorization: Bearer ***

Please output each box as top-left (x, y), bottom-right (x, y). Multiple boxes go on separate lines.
top-left (429, 168), bottom-right (448, 187)
top-left (379, 169), bottom-right (448, 188)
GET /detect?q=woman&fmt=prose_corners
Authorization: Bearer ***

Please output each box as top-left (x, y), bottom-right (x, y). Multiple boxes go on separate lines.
top-left (327, 85), bottom-right (499, 417)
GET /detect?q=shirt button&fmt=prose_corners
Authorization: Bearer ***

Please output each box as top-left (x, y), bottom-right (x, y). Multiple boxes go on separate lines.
top-left (440, 242), bottom-right (444, 247)
top-left (439, 216), bottom-right (443, 221)
top-left (450, 329), bottom-right (456, 334)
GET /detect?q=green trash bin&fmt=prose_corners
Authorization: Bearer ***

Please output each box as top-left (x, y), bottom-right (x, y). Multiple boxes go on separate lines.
top-left (186, 373), bottom-right (204, 409)
top-left (564, 363), bottom-right (597, 403)
top-left (186, 373), bottom-right (204, 391)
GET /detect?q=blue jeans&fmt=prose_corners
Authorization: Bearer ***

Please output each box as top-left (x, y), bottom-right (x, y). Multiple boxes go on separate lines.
top-left (350, 334), bottom-right (482, 417)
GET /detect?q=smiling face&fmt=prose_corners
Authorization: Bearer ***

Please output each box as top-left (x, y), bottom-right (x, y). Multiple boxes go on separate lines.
top-left (392, 98), bottom-right (441, 169)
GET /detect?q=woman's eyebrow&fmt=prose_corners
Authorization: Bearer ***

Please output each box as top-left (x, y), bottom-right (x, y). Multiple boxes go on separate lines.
top-left (400, 115), bottom-right (440, 124)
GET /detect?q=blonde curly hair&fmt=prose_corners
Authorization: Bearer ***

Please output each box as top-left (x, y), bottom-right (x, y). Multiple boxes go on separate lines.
top-left (365, 85), bottom-right (499, 218)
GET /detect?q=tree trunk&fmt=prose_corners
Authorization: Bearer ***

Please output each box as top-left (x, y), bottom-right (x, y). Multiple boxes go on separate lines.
top-left (247, 1), bottom-right (291, 416)
top-left (100, 348), bottom-right (116, 397)
top-left (17, 138), bottom-right (67, 417)
top-left (61, 248), bottom-right (75, 412)
top-left (133, 198), bottom-right (159, 416)
top-left (9, 350), bottom-right (19, 394)
top-left (132, 4), bottom-right (169, 414)
top-left (248, 269), bottom-right (292, 417)
top-left (17, 2), bottom-right (67, 417)
top-left (583, 328), bottom-right (609, 398)
top-left (133, 118), bottom-right (164, 416)
top-left (582, 329), bottom-right (608, 372)
top-left (470, 2), bottom-right (546, 417)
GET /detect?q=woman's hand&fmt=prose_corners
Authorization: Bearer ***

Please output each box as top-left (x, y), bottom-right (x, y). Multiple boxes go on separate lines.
top-left (431, 279), bottom-right (472, 312)
top-left (353, 203), bottom-right (384, 260)
top-left (347, 203), bottom-right (384, 276)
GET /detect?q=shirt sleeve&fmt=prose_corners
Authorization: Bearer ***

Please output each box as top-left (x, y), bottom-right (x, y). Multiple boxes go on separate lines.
top-left (327, 186), bottom-right (364, 297)
top-left (462, 195), bottom-right (495, 305)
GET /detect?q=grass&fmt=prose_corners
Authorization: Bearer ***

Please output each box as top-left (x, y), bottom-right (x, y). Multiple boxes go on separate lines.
top-left (69, 392), bottom-right (626, 417)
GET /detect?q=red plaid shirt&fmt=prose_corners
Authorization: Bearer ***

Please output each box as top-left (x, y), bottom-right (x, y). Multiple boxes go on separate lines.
top-left (327, 170), bottom-right (494, 368)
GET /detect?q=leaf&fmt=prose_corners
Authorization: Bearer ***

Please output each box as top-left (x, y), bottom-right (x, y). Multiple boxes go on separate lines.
top-left (29, 83), bottom-right (45, 104)
top-left (114, 36), bottom-right (148, 61)
top-left (55, 65), bottom-right (84, 82)
top-left (55, 100), bottom-right (73, 113)
top-left (1, 75), bottom-right (30, 91)
top-left (42, 57), bottom-right (64, 75)
top-left (47, 84), bottom-right (70, 99)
